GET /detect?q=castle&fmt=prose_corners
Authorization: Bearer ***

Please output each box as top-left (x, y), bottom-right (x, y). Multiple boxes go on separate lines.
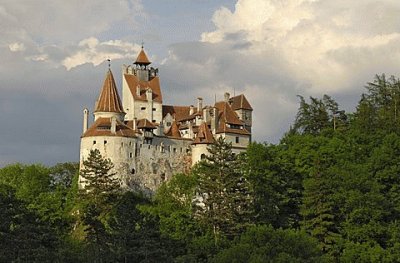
top-left (79, 47), bottom-right (253, 194)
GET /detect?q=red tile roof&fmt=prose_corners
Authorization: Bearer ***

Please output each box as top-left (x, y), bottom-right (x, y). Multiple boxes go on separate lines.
top-left (134, 48), bottom-right (151, 65)
top-left (124, 74), bottom-right (162, 103)
top-left (215, 101), bottom-right (243, 125)
top-left (137, 118), bottom-right (156, 129)
top-left (193, 123), bottom-right (215, 145)
top-left (230, 94), bottom-right (253, 111)
top-left (162, 105), bottom-right (198, 122)
top-left (165, 121), bottom-right (181, 138)
top-left (82, 118), bottom-right (135, 137)
top-left (216, 119), bottom-right (251, 135)
top-left (95, 70), bottom-right (124, 113)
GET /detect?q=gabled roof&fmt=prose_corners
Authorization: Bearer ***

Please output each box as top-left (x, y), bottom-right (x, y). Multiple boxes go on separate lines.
top-left (215, 101), bottom-right (243, 126)
top-left (193, 123), bottom-right (215, 145)
top-left (134, 48), bottom-right (151, 65)
top-left (165, 121), bottom-right (181, 138)
top-left (82, 118), bottom-right (135, 138)
top-left (230, 94), bottom-right (253, 111)
top-left (162, 105), bottom-right (198, 122)
top-left (95, 70), bottom-right (124, 113)
top-left (137, 119), bottom-right (156, 129)
top-left (124, 74), bottom-right (162, 103)
top-left (216, 119), bottom-right (251, 135)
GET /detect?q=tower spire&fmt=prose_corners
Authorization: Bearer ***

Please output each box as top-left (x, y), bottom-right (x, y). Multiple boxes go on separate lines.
top-left (134, 45), bottom-right (151, 66)
top-left (94, 69), bottom-right (124, 115)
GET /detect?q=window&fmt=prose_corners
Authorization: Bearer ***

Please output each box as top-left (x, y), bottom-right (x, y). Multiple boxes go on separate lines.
top-left (201, 154), bottom-right (206, 160)
top-left (152, 120), bottom-right (156, 122)
top-left (129, 153), bottom-right (133, 158)
top-left (141, 107), bottom-right (146, 110)
top-left (166, 122), bottom-right (171, 126)
top-left (152, 108), bottom-right (156, 111)
top-left (173, 148), bottom-right (176, 153)
top-left (235, 137), bottom-right (239, 143)
top-left (131, 168), bottom-right (135, 174)
top-left (104, 140), bottom-right (107, 144)
top-left (93, 140), bottom-right (96, 145)
top-left (161, 173), bottom-right (166, 181)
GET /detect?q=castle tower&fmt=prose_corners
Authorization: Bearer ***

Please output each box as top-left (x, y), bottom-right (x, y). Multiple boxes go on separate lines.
top-left (191, 122), bottom-right (215, 165)
top-left (79, 69), bottom-right (136, 189)
top-left (122, 47), bottom-right (163, 125)
top-left (94, 69), bottom-right (125, 121)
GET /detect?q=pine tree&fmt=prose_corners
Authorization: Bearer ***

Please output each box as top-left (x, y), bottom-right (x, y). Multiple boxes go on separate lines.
top-left (193, 137), bottom-right (253, 245)
top-left (79, 149), bottom-right (121, 262)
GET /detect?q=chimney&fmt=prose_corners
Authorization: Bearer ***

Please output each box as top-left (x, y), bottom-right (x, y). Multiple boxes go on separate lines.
top-left (111, 117), bottom-right (117, 134)
top-left (146, 88), bottom-right (153, 101)
top-left (83, 108), bottom-right (89, 134)
top-left (203, 108), bottom-right (209, 123)
top-left (158, 123), bottom-right (164, 136)
top-left (211, 107), bottom-right (219, 134)
top-left (136, 86), bottom-right (141, 97)
top-left (133, 117), bottom-right (137, 130)
top-left (224, 92), bottom-right (230, 102)
top-left (189, 105), bottom-right (194, 115)
top-left (189, 122), bottom-right (194, 139)
top-left (197, 97), bottom-right (203, 112)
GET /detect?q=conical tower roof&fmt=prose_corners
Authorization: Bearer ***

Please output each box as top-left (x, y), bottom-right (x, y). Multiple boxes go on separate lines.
top-left (134, 47), bottom-right (151, 65)
top-left (95, 69), bottom-right (124, 113)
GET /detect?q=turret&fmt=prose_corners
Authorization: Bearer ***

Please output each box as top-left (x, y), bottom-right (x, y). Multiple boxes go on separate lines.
top-left (93, 69), bottom-right (125, 121)
top-left (83, 108), bottom-right (89, 134)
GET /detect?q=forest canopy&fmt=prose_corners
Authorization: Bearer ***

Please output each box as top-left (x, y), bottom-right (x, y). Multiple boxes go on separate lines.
top-left (1, 74), bottom-right (400, 262)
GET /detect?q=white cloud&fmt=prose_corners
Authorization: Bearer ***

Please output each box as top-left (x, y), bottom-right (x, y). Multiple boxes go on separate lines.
top-left (8, 42), bottom-right (25, 52)
top-left (201, 0), bottom-right (400, 93)
top-left (161, 0), bottom-right (400, 143)
top-left (62, 37), bottom-right (141, 70)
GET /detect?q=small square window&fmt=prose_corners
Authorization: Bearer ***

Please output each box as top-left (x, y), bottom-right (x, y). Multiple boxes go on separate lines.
top-left (104, 140), bottom-right (107, 144)
top-left (235, 137), bottom-right (239, 143)
top-left (152, 108), bottom-right (156, 111)
top-left (93, 140), bottom-right (96, 144)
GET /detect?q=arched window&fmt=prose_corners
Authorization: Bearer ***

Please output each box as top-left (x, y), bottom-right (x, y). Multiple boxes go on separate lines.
top-left (201, 154), bottom-right (206, 160)
top-left (131, 168), bottom-right (135, 174)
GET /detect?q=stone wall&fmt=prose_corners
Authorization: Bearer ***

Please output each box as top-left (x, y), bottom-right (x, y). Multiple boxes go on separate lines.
top-left (79, 134), bottom-right (192, 195)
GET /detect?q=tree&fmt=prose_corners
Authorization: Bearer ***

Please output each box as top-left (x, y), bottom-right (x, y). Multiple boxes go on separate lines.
top-left (294, 95), bottom-right (346, 135)
top-left (243, 142), bottom-right (302, 228)
top-left (79, 149), bottom-right (121, 262)
top-left (193, 137), bottom-right (254, 245)
top-left (211, 225), bottom-right (325, 263)
top-left (0, 184), bottom-right (58, 262)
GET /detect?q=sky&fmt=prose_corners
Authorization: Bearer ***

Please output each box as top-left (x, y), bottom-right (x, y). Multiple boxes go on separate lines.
top-left (1, 0), bottom-right (400, 166)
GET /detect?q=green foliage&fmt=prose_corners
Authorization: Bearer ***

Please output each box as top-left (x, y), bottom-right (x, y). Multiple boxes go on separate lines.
top-left (0, 184), bottom-right (58, 262)
top-left (211, 225), bottom-right (324, 263)
top-left (193, 137), bottom-right (254, 244)
top-left (79, 149), bottom-right (121, 261)
top-left (3, 73), bottom-right (400, 261)
top-left (243, 142), bottom-right (302, 228)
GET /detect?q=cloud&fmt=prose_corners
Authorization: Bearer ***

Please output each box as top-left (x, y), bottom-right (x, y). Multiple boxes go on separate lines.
top-left (160, 0), bottom-right (400, 143)
top-left (62, 38), bottom-right (141, 70)
top-left (8, 42), bottom-right (25, 52)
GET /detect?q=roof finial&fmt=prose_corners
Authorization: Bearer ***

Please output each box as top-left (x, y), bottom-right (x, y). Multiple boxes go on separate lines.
top-left (107, 58), bottom-right (111, 69)
top-left (141, 41), bottom-right (144, 49)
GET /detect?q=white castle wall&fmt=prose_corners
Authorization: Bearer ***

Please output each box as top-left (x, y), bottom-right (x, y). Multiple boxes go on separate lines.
top-left (191, 144), bottom-right (209, 165)
top-left (79, 135), bottom-right (192, 195)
